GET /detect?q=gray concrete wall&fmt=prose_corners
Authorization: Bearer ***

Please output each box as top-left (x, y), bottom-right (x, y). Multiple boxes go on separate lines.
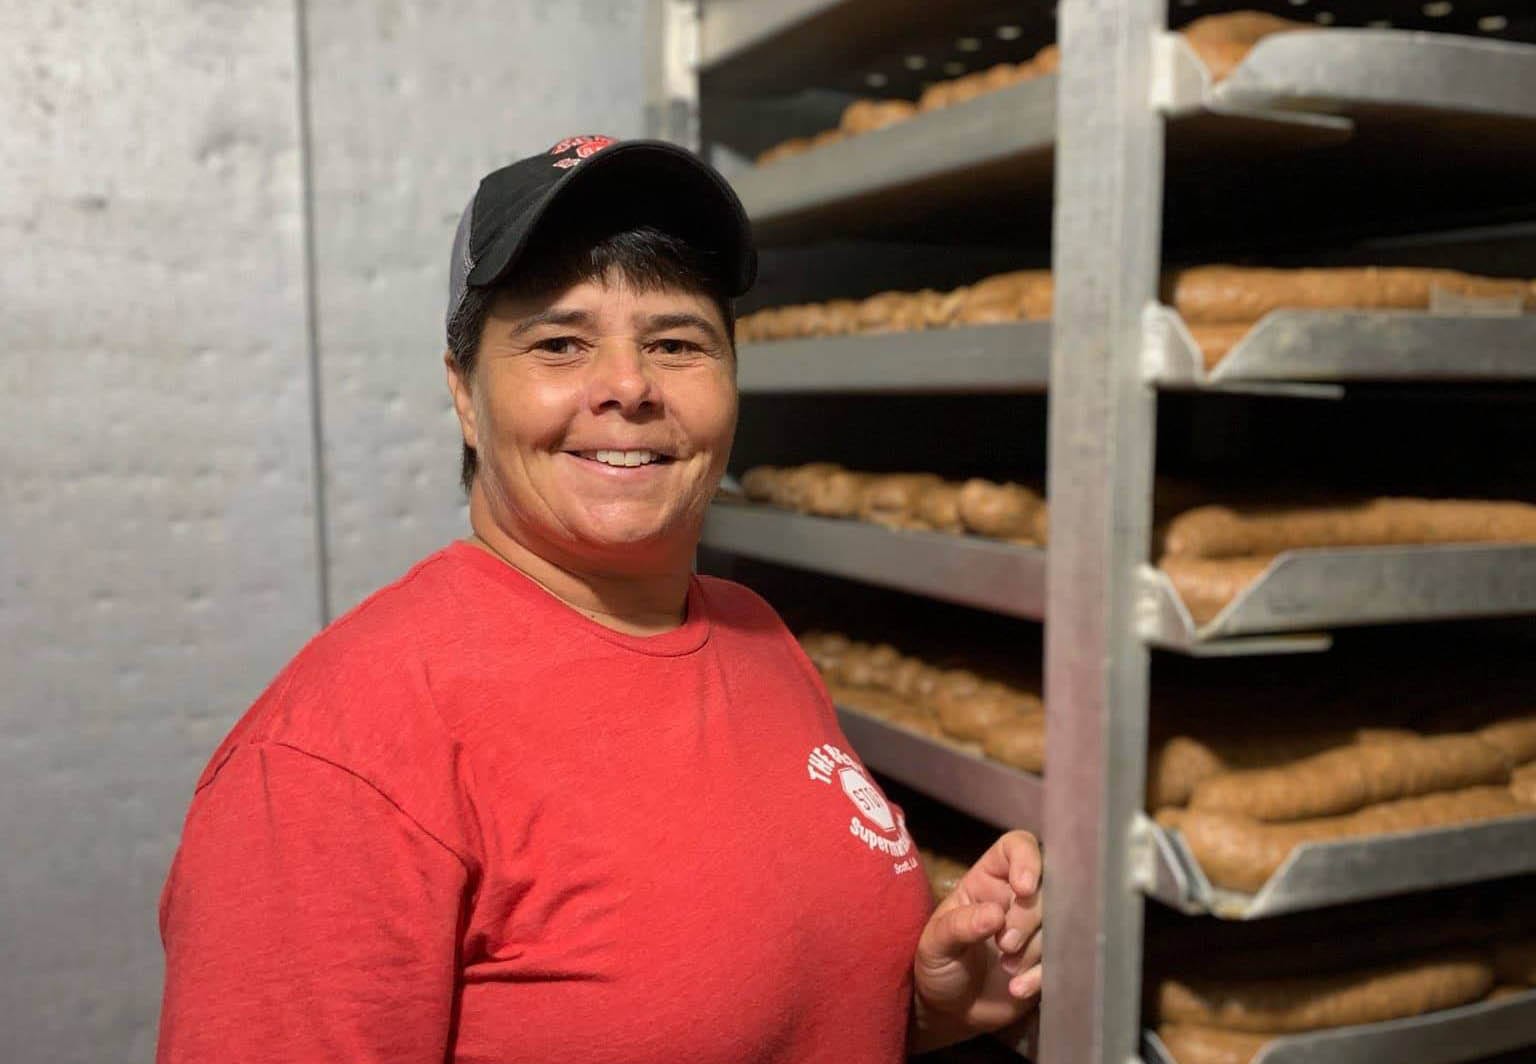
top-left (0, 2), bottom-right (645, 1061)
top-left (306, 0), bottom-right (647, 615)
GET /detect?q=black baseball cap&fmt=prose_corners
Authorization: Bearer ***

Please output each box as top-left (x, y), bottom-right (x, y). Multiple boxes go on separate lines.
top-left (446, 135), bottom-right (756, 332)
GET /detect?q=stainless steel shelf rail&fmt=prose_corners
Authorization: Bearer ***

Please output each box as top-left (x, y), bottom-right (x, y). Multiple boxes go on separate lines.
top-left (700, 503), bottom-right (1048, 619)
top-left (1141, 812), bottom-right (1536, 920)
top-left (737, 323), bottom-right (1051, 394)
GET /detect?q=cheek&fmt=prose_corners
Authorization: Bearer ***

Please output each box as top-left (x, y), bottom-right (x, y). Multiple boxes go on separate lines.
top-left (481, 376), bottom-right (578, 455)
top-left (677, 376), bottom-right (738, 456)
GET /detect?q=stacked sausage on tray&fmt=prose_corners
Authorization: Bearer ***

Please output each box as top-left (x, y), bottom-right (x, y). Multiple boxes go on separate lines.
top-left (914, 817), bottom-right (1536, 1064)
top-left (1150, 710), bottom-right (1536, 894)
top-left (737, 464), bottom-right (1536, 623)
top-left (742, 466), bottom-right (1046, 543)
top-left (1147, 885), bottom-right (1536, 1064)
top-left (735, 265), bottom-right (1536, 370)
top-left (801, 623), bottom-right (1536, 900)
top-left (755, 11), bottom-right (1311, 167)
top-left (798, 631), bottom-right (1045, 772)
top-left (912, 771), bottom-right (1536, 1064)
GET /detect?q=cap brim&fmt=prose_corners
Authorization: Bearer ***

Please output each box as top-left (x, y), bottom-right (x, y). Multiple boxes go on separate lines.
top-left (464, 140), bottom-right (756, 297)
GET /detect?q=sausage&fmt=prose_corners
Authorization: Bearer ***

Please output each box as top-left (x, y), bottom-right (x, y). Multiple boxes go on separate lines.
top-left (1512, 761), bottom-right (1536, 805)
top-left (839, 98), bottom-right (916, 135)
top-left (933, 682), bottom-right (1031, 742)
top-left (1164, 787), bottom-right (1530, 893)
top-left (957, 478), bottom-right (1041, 540)
top-left (1188, 735), bottom-right (1512, 822)
top-left (1156, 1024), bottom-right (1269, 1064)
top-left (1161, 498), bottom-right (1536, 560)
top-left (1158, 556), bottom-right (1275, 625)
top-left (1167, 266), bottom-right (1534, 323)
top-left (859, 473), bottom-right (945, 529)
top-left (1147, 727), bottom-right (1417, 809)
top-left (1479, 716), bottom-right (1536, 766)
top-left (915, 482), bottom-right (965, 534)
top-left (983, 714), bottom-right (1046, 773)
top-left (1156, 950), bottom-right (1494, 1033)
top-left (1187, 323), bottom-right (1253, 370)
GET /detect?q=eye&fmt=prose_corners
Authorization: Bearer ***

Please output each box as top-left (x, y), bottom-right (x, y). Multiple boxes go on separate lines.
top-left (651, 337), bottom-right (702, 356)
top-left (533, 336), bottom-right (583, 355)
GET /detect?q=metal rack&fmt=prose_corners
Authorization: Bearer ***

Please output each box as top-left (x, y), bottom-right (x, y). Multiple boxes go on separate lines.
top-left (658, 4), bottom-right (1536, 1062)
top-left (701, 503), bottom-right (1047, 619)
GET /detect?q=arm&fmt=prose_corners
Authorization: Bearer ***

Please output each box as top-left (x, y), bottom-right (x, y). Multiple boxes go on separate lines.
top-left (907, 830), bottom-right (1044, 1055)
top-left (157, 742), bottom-right (469, 1063)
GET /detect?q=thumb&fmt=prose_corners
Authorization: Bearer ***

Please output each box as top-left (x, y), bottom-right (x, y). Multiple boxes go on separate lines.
top-left (916, 900), bottom-right (1006, 971)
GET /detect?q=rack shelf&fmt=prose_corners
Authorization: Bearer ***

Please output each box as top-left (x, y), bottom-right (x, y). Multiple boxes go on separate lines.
top-left (701, 503), bottom-right (1046, 619)
top-left (732, 78), bottom-right (1059, 244)
top-left (732, 29), bottom-right (1536, 245)
top-left (1142, 812), bottom-right (1536, 920)
top-left (837, 705), bottom-right (1042, 833)
top-left (1143, 989), bottom-right (1536, 1064)
top-left (737, 323), bottom-right (1050, 394)
top-left (1146, 306), bottom-right (1536, 394)
top-left (1142, 546), bottom-right (1536, 653)
top-left (743, 309), bottom-right (1536, 397)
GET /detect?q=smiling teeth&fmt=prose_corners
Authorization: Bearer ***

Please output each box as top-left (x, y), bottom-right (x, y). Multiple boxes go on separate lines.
top-left (592, 450), bottom-right (659, 467)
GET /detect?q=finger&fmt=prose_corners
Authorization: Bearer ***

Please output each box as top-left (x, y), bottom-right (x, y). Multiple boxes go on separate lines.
top-left (958, 830), bottom-right (1041, 909)
top-left (995, 886), bottom-right (1044, 954)
top-left (977, 830), bottom-right (1043, 897)
top-left (1001, 928), bottom-right (1043, 975)
top-left (915, 900), bottom-right (1007, 968)
top-left (1009, 962), bottom-right (1043, 1000)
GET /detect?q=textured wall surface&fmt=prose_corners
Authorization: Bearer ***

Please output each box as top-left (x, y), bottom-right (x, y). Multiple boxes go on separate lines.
top-left (305, 0), bottom-right (648, 615)
top-left (2, 2), bottom-right (647, 1060)
top-left (0, 3), bottom-right (318, 1062)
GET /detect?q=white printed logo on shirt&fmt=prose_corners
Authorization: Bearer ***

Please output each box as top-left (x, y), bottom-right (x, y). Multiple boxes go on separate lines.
top-left (805, 743), bottom-right (915, 874)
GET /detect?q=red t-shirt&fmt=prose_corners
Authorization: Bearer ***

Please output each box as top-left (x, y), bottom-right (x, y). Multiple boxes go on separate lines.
top-left (157, 542), bottom-right (933, 1063)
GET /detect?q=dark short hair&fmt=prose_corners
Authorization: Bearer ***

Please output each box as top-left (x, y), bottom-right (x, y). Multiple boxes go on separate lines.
top-left (445, 223), bottom-right (737, 492)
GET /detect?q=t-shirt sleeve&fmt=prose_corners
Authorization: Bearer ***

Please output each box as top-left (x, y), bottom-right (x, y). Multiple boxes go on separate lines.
top-left (156, 741), bottom-right (470, 1063)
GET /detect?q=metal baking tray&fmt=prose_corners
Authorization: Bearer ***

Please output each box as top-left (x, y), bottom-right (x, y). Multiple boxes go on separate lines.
top-left (837, 704), bottom-right (1043, 833)
top-left (1168, 28), bottom-right (1536, 123)
top-left (700, 503), bottom-right (1047, 619)
top-left (1141, 812), bottom-right (1536, 920)
top-left (1141, 546), bottom-right (1536, 656)
top-left (1145, 305), bottom-right (1536, 394)
top-left (737, 322), bottom-right (1050, 394)
top-left (1142, 988), bottom-right (1536, 1064)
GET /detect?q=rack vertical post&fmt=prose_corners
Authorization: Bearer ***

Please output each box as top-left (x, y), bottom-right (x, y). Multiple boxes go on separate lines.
top-left (1040, 2), bottom-right (1166, 1062)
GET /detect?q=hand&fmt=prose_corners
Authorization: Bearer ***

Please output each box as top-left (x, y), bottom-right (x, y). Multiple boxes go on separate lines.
top-left (908, 830), bottom-right (1043, 1054)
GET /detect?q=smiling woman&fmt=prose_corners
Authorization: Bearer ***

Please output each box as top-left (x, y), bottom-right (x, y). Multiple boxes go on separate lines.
top-left (155, 137), bottom-right (1043, 1064)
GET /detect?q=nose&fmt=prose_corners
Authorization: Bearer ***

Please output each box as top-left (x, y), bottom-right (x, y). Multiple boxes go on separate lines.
top-left (586, 339), bottom-right (659, 418)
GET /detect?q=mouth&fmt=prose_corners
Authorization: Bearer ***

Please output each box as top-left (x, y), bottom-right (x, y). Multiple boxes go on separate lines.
top-left (567, 449), bottom-right (677, 469)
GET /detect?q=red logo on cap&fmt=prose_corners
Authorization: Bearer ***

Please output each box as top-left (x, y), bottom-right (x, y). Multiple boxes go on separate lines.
top-left (549, 135), bottom-right (614, 169)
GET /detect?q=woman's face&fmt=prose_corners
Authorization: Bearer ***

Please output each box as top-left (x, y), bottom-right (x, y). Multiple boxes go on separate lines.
top-left (448, 271), bottom-right (737, 574)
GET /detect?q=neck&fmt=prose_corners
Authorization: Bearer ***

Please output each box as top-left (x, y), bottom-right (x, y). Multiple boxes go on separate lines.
top-left (466, 499), bottom-right (693, 639)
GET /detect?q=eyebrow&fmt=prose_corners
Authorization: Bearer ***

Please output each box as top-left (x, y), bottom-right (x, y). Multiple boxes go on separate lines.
top-left (509, 308), bottom-right (598, 336)
top-left (635, 312), bottom-right (727, 347)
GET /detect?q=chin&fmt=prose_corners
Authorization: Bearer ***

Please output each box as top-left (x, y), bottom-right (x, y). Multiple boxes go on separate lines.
top-left (573, 513), bottom-right (699, 560)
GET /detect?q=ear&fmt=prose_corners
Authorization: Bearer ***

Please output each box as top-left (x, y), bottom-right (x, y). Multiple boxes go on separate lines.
top-left (444, 350), bottom-right (479, 452)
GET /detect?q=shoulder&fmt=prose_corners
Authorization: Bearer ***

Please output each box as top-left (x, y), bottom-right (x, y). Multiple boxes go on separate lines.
top-left (697, 574), bottom-right (785, 627)
top-left (195, 548), bottom-right (488, 795)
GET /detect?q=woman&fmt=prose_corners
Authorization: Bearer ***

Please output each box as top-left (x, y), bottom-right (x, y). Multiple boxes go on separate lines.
top-left (157, 137), bottom-right (1043, 1062)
